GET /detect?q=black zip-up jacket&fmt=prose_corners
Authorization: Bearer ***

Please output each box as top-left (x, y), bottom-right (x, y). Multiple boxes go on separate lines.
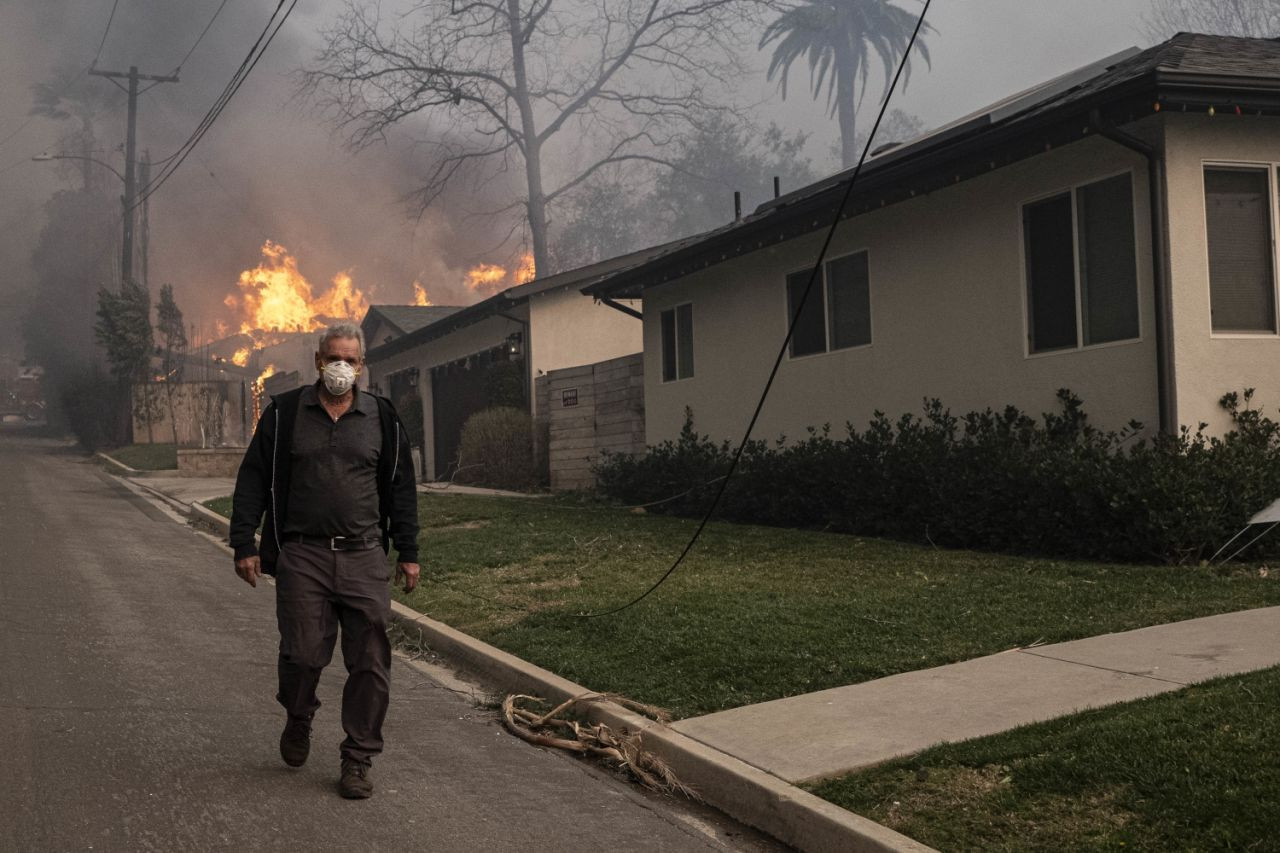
top-left (230, 385), bottom-right (420, 573)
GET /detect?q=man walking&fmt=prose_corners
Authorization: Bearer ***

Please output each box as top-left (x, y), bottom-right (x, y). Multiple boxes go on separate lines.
top-left (230, 323), bottom-right (421, 799)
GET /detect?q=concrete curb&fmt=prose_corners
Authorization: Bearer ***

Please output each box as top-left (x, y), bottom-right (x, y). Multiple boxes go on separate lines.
top-left (173, 497), bottom-right (932, 852)
top-left (189, 500), bottom-right (234, 535)
top-left (94, 451), bottom-right (178, 478)
top-left (387, 605), bottom-right (934, 853)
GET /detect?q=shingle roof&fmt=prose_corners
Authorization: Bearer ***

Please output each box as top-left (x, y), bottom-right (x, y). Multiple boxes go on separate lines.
top-left (364, 305), bottom-right (462, 337)
top-left (586, 33), bottom-right (1280, 299)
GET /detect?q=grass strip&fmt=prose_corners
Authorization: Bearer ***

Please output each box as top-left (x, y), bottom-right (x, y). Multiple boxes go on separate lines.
top-left (105, 443), bottom-right (177, 470)
top-left (392, 493), bottom-right (1279, 719)
top-left (807, 666), bottom-right (1280, 851)
top-left (204, 496), bottom-right (232, 518)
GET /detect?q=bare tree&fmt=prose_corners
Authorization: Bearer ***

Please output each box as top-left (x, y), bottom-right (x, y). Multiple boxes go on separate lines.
top-left (1143, 0), bottom-right (1280, 39)
top-left (305, 0), bottom-right (761, 276)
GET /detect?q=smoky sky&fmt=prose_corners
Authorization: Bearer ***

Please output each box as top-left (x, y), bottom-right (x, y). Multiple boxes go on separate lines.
top-left (0, 0), bottom-right (1166, 354)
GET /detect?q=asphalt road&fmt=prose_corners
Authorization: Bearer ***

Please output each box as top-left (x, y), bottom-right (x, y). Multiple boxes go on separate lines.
top-left (0, 433), bottom-right (782, 853)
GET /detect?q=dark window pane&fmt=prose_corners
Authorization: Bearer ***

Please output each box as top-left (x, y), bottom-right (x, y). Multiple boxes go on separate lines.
top-left (787, 269), bottom-right (826, 357)
top-left (1077, 174), bottom-right (1139, 344)
top-left (1205, 167), bottom-right (1276, 332)
top-left (676, 303), bottom-right (694, 379)
top-left (1024, 193), bottom-right (1078, 352)
top-left (660, 308), bottom-right (677, 381)
top-left (827, 252), bottom-right (871, 349)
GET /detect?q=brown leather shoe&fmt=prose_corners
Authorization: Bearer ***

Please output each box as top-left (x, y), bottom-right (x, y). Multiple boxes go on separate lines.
top-left (339, 759), bottom-right (373, 799)
top-left (279, 718), bottom-right (311, 768)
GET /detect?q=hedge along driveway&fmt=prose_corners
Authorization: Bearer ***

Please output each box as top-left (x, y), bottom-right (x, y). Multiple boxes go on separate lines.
top-left (398, 493), bottom-right (1280, 720)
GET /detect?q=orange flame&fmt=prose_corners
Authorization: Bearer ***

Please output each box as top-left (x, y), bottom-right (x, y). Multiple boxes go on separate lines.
top-left (231, 347), bottom-right (251, 367)
top-left (227, 241), bottom-right (369, 334)
top-left (412, 281), bottom-right (433, 306)
top-left (462, 253), bottom-right (536, 295)
top-left (515, 252), bottom-right (536, 285)
top-left (465, 263), bottom-right (508, 295)
top-left (251, 363), bottom-right (278, 422)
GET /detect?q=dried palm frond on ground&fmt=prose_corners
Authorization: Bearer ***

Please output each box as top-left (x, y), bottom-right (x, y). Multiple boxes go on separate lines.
top-left (502, 693), bottom-right (698, 799)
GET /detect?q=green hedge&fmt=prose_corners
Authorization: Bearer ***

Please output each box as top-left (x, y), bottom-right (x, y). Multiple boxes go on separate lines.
top-left (595, 390), bottom-right (1280, 565)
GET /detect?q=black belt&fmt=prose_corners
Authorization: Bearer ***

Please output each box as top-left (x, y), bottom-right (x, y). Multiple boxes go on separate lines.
top-left (286, 534), bottom-right (381, 551)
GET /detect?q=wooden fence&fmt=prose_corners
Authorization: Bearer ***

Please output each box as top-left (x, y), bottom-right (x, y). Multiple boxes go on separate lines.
top-left (535, 353), bottom-right (644, 491)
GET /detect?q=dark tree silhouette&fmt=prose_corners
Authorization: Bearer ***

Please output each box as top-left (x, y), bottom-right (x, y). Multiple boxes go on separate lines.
top-left (760, 0), bottom-right (932, 169)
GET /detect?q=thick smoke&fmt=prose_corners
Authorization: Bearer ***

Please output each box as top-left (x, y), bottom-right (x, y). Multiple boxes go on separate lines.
top-left (0, 0), bottom-right (516, 360)
top-left (0, 0), bottom-right (1161, 362)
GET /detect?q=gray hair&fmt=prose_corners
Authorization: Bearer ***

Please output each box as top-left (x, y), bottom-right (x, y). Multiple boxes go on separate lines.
top-left (318, 323), bottom-right (366, 358)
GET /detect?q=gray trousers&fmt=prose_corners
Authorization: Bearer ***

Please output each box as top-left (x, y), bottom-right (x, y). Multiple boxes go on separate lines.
top-left (274, 542), bottom-right (391, 766)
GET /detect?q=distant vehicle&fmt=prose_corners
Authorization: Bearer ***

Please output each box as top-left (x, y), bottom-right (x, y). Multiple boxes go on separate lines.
top-left (8, 368), bottom-right (45, 421)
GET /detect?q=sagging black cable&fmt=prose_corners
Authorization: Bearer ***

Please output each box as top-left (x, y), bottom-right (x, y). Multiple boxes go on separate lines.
top-left (579, 0), bottom-right (935, 619)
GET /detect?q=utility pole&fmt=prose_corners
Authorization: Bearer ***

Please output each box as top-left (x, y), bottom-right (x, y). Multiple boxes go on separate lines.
top-left (89, 65), bottom-right (179, 289)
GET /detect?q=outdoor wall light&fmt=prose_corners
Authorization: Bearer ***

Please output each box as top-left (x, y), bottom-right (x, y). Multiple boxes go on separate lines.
top-left (506, 332), bottom-right (523, 357)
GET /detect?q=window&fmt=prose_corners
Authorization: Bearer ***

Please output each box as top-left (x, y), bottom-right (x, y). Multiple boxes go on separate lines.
top-left (787, 251), bottom-right (872, 358)
top-left (1024, 173), bottom-right (1139, 354)
top-left (1204, 166), bottom-right (1277, 333)
top-left (660, 303), bottom-right (694, 381)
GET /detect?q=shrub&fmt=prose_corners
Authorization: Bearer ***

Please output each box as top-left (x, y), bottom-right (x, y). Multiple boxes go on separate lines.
top-left (595, 391), bottom-right (1280, 565)
top-left (456, 406), bottom-right (536, 491)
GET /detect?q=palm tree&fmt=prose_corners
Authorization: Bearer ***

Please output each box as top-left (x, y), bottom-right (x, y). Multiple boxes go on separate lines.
top-left (760, 0), bottom-right (932, 169)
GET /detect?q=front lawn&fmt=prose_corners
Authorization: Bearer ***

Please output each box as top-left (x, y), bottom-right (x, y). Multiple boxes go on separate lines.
top-left (396, 493), bottom-right (1279, 719)
top-left (808, 667), bottom-right (1280, 851)
top-left (105, 443), bottom-right (177, 470)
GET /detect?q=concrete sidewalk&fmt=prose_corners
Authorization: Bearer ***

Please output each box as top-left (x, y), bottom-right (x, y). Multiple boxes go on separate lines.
top-left (133, 474), bottom-right (236, 505)
top-left (672, 606), bottom-right (1280, 784)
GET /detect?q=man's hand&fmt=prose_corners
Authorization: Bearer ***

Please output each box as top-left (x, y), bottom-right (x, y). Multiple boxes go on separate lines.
top-left (396, 562), bottom-right (420, 593)
top-left (235, 555), bottom-right (261, 588)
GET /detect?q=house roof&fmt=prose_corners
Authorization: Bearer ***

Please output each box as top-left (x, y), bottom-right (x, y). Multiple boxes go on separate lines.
top-left (362, 304), bottom-right (462, 339)
top-left (585, 33), bottom-right (1280, 300)
top-left (364, 239), bottom-right (683, 362)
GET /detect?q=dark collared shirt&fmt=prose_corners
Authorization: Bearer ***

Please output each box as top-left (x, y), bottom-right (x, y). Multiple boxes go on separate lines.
top-left (282, 383), bottom-right (382, 539)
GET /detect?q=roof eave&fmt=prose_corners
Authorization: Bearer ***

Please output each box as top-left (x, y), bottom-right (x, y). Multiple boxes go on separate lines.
top-left (366, 292), bottom-right (527, 362)
top-left (586, 77), bottom-right (1164, 300)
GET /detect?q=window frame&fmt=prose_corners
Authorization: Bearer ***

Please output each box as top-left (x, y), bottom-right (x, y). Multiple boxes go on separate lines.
top-left (1201, 160), bottom-right (1280, 339)
top-left (1019, 168), bottom-right (1144, 359)
top-left (783, 249), bottom-right (874, 361)
top-left (659, 302), bottom-right (695, 383)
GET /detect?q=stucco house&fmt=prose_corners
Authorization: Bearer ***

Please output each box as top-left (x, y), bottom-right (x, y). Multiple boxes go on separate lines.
top-left (586, 33), bottom-right (1280, 448)
top-left (364, 252), bottom-right (654, 480)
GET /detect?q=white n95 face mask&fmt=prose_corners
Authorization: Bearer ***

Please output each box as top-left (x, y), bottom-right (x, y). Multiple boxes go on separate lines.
top-left (322, 361), bottom-right (357, 396)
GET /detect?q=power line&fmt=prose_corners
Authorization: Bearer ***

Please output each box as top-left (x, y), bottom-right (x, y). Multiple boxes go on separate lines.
top-left (133, 0), bottom-right (297, 210)
top-left (581, 0), bottom-right (936, 619)
top-left (92, 0), bottom-right (122, 68)
top-left (1, 0), bottom-right (122, 154)
top-left (137, 1), bottom-right (288, 196)
top-left (141, 89), bottom-right (280, 237)
top-left (174, 0), bottom-right (234, 73)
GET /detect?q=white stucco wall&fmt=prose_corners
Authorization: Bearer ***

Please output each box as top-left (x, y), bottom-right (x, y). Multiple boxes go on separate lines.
top-left (643, 134), bottom-right (1161, 446)
top-left (1163, 114), bottom-right (1280, 433)
top-left (527, 287), bottom-right (642, 394)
